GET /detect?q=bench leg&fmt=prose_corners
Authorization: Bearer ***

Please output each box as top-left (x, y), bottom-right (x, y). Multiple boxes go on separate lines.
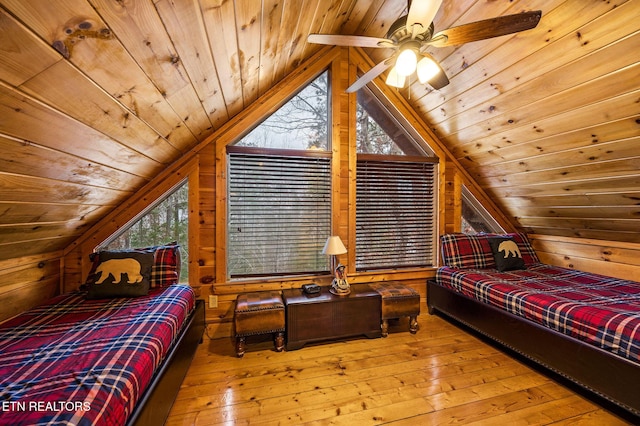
top-left (381, 319), bottom-right (389, 338)
top-left (236, 336), bottom-right (246, 358)
top-left (274, 332), bottom-right (285, 352)
top-left (409, 315), bottom-right (419, 334)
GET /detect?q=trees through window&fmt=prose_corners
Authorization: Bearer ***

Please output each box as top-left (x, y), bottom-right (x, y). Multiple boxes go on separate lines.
top-left (461, 185), bottom-right (504, 234)
top-left (100, 181), bottom-right (189, 282)
top-left (236, 72), bottom-right (328, 151)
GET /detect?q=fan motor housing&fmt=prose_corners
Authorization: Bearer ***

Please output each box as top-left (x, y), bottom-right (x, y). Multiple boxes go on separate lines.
top-left (386, 15), bottom-right (434, 43)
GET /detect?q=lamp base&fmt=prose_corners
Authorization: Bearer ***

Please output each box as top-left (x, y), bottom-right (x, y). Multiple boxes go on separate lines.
top-left (330, 279), bottom-right (350, 296)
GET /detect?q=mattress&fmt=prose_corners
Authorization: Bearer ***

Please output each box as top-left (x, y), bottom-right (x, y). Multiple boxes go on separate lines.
top-left (0, 284), bottom-right (195, 426)
top-left (436, 264), bottom-right (640, 363)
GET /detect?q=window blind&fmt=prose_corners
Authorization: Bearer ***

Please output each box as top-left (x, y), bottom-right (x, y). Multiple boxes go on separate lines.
top-left (356, 156), bottom-right (436, 270)
top-left (228, 148), bottom-right (331, 277)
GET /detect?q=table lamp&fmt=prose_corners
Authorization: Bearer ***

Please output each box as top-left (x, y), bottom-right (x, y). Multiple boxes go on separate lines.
top-left (322, 236), bottom-right (349, 295)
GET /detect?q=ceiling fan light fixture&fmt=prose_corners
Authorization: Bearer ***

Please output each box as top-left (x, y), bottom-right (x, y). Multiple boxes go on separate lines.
top-left (386, 66), bottom-right (406, 88)
top-left (416, 55), bottom-right (440, 84)
top-left (395, 47), bottom-right (418, 76)
top-left (308, 4), bottom-right (542, 94)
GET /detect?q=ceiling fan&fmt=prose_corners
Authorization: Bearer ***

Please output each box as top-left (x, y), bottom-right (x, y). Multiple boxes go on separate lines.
top-left (308, 1), bottom-right (542, 93)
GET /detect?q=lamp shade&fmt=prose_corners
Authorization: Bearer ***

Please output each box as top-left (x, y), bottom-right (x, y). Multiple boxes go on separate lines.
top-left (386, 66), bottom-right (406, 88)
top-left (416, 55), bottom-right (440, 84)
top-left (395, 48), bottom-right (418, 76)
top-left (322, 236), bottom-right (347, 255)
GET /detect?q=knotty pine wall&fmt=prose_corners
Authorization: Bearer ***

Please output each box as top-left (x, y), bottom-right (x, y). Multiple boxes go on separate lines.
top-left (3, 46), bottom-right (637, 333)
top-left (530, 234), bottom-right (640, 282)
top-left (0, 253), bottom-right (61, 322)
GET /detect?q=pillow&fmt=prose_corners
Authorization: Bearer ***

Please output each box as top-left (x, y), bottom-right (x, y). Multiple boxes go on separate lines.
top-left (440, 233), bottom-right (496, 269)
top-left (149, 243), bottom-right (181, 287)
top-left (489, 237), bottom-right (526, 272)
top-left (506, 232), bottom-right (540, 265)
top-left (86, 242), bottom-right (181, 289)
top-left (86, 251), bottom-right (154, 299)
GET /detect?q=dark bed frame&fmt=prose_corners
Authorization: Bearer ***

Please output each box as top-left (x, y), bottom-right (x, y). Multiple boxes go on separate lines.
top-left (127, 299), bottom-right (205, 426)
top-left (427, 280), bottom-right (640, 420)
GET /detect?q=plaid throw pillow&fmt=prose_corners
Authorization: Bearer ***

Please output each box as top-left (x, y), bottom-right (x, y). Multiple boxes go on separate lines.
top-left (150, 243), bottom-right (180, 288)
top-left (440, 233), bottom-right (496, 269)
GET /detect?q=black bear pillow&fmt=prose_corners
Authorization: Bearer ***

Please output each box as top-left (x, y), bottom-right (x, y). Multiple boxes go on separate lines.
top-left (489, 237), bottom-right (526, 272)
top-left (86, 250), bottom-right (154, 299)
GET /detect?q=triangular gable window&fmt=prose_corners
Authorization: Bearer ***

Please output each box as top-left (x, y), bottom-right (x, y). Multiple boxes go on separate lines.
top-left (98, 181), bottom-right (189, 282)
top-left (235, 71), bottom-right (329, 151)
top-left (461, 185), bottom-right (504, 234)
top-left (356, 87), bottom-right (429, 155)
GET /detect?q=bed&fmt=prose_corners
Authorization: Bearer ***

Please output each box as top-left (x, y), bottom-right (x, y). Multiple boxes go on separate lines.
top-left (427, 232), bottom-right (640, 419)
top-left (0, 244), bottom-right (205, 426)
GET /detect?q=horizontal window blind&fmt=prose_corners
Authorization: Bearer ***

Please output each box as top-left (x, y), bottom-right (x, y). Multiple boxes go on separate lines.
top-left (356, 157), bottom-right (436, 270)
top-left (228, 149), bottom-right (331, 277)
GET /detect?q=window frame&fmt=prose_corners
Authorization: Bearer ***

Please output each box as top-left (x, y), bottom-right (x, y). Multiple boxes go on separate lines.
top-left (353, 81), bottom-right (439, 272)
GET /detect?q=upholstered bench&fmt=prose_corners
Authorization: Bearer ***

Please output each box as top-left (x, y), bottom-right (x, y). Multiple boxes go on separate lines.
top-left (369, 282), bottom-right (420, 337)
top-left (234, 291), bottom-right (285, 357)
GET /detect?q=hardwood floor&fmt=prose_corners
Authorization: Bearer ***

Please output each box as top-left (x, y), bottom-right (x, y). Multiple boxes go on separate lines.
top-left (166, 314), bottom-right (634, 425)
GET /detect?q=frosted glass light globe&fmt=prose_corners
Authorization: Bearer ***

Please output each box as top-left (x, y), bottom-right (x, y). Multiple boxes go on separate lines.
top-left (386, 67), bottom-right (406, 88)
top-left (417, 56), bottom-right (440, 83)
top-left (395, 49), bottom-right (417, 76)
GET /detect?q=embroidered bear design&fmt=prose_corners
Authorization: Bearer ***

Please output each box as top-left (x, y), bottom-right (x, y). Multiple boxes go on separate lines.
top-left (498, 240), bottom-right (521, 258)
top-left (94, 258), bottom-right (144, 284)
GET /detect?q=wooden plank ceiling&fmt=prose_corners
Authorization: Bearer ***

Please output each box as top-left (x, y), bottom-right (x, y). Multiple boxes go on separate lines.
top-left (0, 0), bottom-right (638, 261)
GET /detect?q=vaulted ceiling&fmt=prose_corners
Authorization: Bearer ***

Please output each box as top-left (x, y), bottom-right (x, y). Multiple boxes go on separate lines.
top-left (0, 0), bottom-right (638, 261)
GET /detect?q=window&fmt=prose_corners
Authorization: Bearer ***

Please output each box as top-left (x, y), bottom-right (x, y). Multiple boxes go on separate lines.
top-left (227, 71), bottom-right (331, 278)
top-left (100, 181), bottom-right (189, 282)
top-left (356, 87), bottom-right (431, 156)
top-left (227, 149), bottom-right (331, 277)
top-left (461, 185), bottom-right (504, 234)
top-left (236, 71), bottom-right (328, 150)
top-left (355, 87), bottom-right (437, 270)
top-left (356, 156), bottom-right (436, 270)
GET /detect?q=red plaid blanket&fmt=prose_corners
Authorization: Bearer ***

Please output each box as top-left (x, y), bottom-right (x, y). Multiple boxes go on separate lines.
top-left (437, 264), bottom-right (640, 363)
top-left (0, 284), bottom-right (195, 426)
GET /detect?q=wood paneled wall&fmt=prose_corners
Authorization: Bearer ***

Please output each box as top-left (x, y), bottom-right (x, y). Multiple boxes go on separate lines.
top-left (0, 252), bottom-right (61, 322)
top-left (530, 234), bottom-right (640, 282)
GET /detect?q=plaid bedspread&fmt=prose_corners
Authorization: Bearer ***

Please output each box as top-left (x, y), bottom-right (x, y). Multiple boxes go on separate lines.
top-left (436, 264), bottom-right (640, 363)
top-left (0, 284), bottom-right (195, 426)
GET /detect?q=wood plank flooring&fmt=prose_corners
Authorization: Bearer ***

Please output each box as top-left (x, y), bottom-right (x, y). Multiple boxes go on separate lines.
top-left (166, 313), bottom-right (635, 425)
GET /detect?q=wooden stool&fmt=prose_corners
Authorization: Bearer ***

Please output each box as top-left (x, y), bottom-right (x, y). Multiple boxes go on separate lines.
top-left (234, 291), bottom-right (285, 357)
top-left (370, 282), bottom-right (420, 337)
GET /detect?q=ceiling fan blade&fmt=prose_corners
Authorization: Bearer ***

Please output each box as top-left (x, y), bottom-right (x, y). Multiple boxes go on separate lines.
top-left (428, 10), bottom-right (542, 48)
top-left (407, 0), bottom-right (443, 35)
top-left (346, 58), bottom-right (394, 93)
top-left (307, 34), bottom-right (395, 48)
